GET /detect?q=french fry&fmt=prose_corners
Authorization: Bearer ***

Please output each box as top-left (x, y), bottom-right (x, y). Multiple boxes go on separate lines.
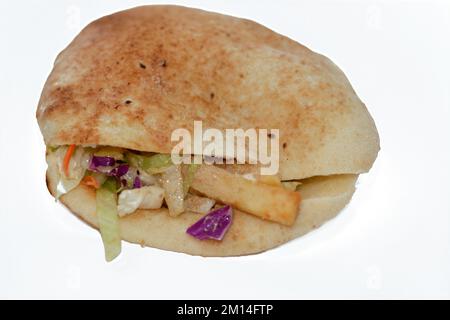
top-left (161, 165), bottom-right (185, 216)
top-left (191, 165), bottom-right (301, 225)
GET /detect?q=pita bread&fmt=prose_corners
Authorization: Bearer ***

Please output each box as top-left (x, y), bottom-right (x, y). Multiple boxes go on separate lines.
top-left (37, 5), bottom-right (379, 181)
top-left (37, 5), bottom-right (379, 256)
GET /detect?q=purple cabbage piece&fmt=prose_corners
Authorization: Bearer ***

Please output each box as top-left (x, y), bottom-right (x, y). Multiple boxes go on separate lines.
top-left (109, 164), bottom-right (129, 178)
top-left (88, 155), bottom-right (141, 189)
top-left (133, 176), bottom-right (142, 189)
top-left (186, 205), bottom-right (233, 241)
top-left (89, 156), bottom-right (116, 170)
top-left (89, 156), bottom-right (129, 180)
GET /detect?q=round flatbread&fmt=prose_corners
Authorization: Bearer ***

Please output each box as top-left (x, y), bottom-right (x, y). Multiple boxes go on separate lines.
top-left (37, 5), bottom-right (379, 181)
top-left (37, 5), bottom-right (379, 256)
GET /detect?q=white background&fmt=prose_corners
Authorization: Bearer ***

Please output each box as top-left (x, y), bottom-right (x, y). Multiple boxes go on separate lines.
top-left (0, 0), bottom-right (449, 299)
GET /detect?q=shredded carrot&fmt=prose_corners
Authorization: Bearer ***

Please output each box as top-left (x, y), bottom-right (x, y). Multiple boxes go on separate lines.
top-left (63, 144), bottom-right (76, 177)
top-left (82, 175), bottom-right (100, 189)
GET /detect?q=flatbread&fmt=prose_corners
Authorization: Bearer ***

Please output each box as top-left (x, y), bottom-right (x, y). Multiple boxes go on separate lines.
top-left (46, 154), bottom-right (357, 256)
top-left (37, 5), bottom-right (379, 181)
top-left (37, 5), bottom-right (379, 256)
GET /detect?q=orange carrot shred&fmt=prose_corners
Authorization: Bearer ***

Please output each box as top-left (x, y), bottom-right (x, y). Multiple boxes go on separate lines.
top-left (63, 144), bottom-right (76, 177)
top-left (82, 175), bottom-right (100, 189)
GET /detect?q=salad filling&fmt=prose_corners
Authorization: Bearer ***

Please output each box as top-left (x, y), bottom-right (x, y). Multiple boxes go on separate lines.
top-left (47, 145), bottom-right (301, 260)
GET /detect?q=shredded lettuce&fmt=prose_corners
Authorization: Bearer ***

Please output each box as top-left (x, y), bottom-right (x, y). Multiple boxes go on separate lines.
top-left (94, 147), bottom-right (125, 160)
top-left (54, 146), bottom-right (91, 198)
top-left (47, 145), bottom-right (60, 153)
top-left (117, 185), bottom-right (165, 216)
top-left (96, 177), bottom-right (121, 262)
top-left (125, 152), bottom-right (173, 174)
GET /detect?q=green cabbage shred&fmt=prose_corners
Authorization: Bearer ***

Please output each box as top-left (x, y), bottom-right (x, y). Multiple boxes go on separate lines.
top-left (96, 177), bottom-right (121, 262)
top-left (125, 152), bottom-right (173, 174)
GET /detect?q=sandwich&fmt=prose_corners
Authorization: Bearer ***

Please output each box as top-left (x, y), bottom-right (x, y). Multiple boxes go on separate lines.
top-left (37, 5), bottom-right (379, 261)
